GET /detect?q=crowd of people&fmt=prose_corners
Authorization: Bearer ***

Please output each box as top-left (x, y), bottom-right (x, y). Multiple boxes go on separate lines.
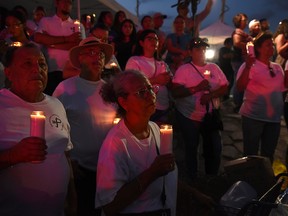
top-left (0, 0), bottom-right (288, 215)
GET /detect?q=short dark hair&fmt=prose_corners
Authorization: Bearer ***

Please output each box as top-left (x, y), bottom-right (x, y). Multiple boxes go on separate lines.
top-left (2, 43), bottom-right (39, 67)
top-left (232, 13), bottom-right (247, 28)
top-left (253, 32), bottom-right (273, 57)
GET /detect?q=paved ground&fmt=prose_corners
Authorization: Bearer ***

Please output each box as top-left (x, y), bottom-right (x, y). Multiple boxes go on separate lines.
top-left (173, 98), bottom-right (288, 201)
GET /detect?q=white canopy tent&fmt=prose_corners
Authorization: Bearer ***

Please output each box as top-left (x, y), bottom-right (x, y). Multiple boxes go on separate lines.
top-left (0, 0), bottom-right (139, 26)
top-left (199, 20), bottom-right (234, 62)
top-left (200, 20), bottom-right (234, 46)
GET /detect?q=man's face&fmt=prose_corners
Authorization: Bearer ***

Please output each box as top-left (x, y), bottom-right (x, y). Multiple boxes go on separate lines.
top-left (57, 0), bottom-right (72, 16)
top-left (78, 46), bottom-right (105, 76)
top-left (5, 47), bottom-right (48, 95)
top-left (90, 28), bottom-right (109, 43)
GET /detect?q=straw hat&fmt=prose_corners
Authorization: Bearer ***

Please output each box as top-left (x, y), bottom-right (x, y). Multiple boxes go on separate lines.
top-left (69, 37), bottom-right (113, 69)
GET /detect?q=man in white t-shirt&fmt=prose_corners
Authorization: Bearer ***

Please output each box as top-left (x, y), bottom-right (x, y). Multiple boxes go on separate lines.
top-left (53, 37), bottom-right (116, 216)
top-left (34, 0), bottom-right (85, 95)
top-left (0, 42), bottom-right (72, 216)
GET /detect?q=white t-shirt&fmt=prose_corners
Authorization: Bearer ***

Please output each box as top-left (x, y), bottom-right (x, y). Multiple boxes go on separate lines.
top-left (0, 89), bottom-right (72, 216)
top-left (53, 76), bottom-right (117, 171)
top-left (173, 62), bottom-right (228, 121)
top-left (37, 15), bottom-right (85, 72)
top-left (126, 56), bottom-right (171, 110)
top-left (237, 60), bottom-right (286, 122)
top-left (95, 120), bottom-right (177, 215)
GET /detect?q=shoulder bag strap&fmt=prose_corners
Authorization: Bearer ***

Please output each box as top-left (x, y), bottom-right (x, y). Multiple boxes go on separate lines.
top-left (150, 123), bottom-right (167, 208)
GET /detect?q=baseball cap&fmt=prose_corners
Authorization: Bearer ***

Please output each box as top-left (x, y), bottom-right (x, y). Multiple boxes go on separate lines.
top-left (189, 38), bottom-right (209, 49)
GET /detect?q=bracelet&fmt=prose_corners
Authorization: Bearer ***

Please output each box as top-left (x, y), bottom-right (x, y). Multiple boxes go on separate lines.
top-left (136, 177), bottom-right (143, 193)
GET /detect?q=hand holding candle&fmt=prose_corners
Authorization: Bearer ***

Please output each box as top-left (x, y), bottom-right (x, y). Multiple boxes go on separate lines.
top-left (160, 124), bottom-right (173, 154)
top-left (73, 19), bottom-right (81, 32)
top-left (203, 70), bottom-right (211, 80)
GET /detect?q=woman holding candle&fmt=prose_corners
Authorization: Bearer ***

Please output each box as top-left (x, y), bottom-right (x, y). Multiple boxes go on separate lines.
top-left (236, 32), bottom-right (288, 162)
top-left (125, 29), bottom-right (172, 124)
top-left (95, 70), bottom-right (215, 215)
top-left (0, 43), bottom-right (73, 215)
top-left (171, 38), bottom-right (228, 179)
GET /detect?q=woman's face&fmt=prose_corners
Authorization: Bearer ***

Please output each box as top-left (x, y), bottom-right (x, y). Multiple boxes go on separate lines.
top-left (140, 33), bottom-right (159, 53)
top-left (142, 17), bottom-right (154, 30)
top-left (239, 15), bottom-right (248, 29)
top-left (190, 46), bottom-right (206, 64)
top-left (257, 38), bottom-right (274, 58)
top-left (119, 77), bottom-right (157, 118)
top-left (104, 13), bottom-right (113, 27)
top-left (121, 21), bottom-right (133, 37)
top-left (118, 12), bottom-right (126, 23)
top-left (173, 17), bottom-right (185, 32)
top-left (5, 16), bottom-right (24, 37)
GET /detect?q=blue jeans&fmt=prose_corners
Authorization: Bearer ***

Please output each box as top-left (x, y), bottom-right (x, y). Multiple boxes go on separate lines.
top-left (242, 116), bottom-right (280, 162)
top-left (175, 110), bottom-right (222, 178)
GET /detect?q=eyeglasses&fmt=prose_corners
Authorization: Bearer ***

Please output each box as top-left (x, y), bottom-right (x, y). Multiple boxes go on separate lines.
top-left (269, 66), bottom-right (276, 78)
top-left (79, 50), bottom-right (105, 58)
top-left (132, 85), bottom-right (159, 98)
top-left (5, 23), bottom-right (22, 29)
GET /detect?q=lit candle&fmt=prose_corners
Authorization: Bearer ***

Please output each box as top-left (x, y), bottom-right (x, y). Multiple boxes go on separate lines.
top-left (74, 20), bottom-right (80, 32)
top-left (113, 117), bottom-right (121, 125)
top-left (10, 42), bottom-right (22, 47)
top-left (203, 70), bottom-right (211, 80)
top-left (160, 124), bottom-right (173, 154)
top-left (30, 111), bottom-right (46, 138)
top-left (110, 62), bottom-right (118, 68)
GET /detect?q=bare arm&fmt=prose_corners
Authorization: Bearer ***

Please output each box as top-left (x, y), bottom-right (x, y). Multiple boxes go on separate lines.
top-left (196, 0), bottom-right (213, 23)
top-left (236, 55), bottom-right (255, 92)
top-left (34, 32), bottom-right (81, 50)
top-left (275, 34), bottom-right (288, 58)
top-left (102, 154), bottom-right (175, 216)
top-left (233, 33), bottom-right (247, 51)
top-left (166, 37), bottom-right (188, 56)
top-left (171, 80), bottom-right (210, 99)
top-left (0, 137), bottom-right (47, 170)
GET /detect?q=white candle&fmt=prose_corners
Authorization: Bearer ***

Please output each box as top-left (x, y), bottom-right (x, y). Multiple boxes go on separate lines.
top-left (30, 111), bottom-right (46, 138)
top-left (203, 70), bottom-right (211, 80)
top-left (160, 124), bottom-right (173, 154)
top-left (74, 20), bottom-right (80, 32)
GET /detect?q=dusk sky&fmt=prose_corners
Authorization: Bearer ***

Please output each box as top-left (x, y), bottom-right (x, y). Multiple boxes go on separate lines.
top-left (115, 0), bottom-right (287, 34)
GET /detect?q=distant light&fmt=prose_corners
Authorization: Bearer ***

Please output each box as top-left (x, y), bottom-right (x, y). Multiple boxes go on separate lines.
top-left (205, 49), bottom-right (215, 60)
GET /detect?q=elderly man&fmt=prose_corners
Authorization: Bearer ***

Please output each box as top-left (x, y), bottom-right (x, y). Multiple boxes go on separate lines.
top-left (53, 37), bottom-right (116, 216)
top-left (248, 19), bottom-right (261, 38)
top-left (0, 43), bottom-right (73, 215)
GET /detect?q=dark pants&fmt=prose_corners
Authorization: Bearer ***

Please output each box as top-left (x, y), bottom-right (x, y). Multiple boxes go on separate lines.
top-left (175, 110), bottom-right (222, 179)
top-left (242, 116), bottom-right (280, 162)
top-left (231, 61), bottom-right (244, 110)
top-left (44, 70), bottom-right (63, 96)
top-left (73, 165), bottom-right (101, 216)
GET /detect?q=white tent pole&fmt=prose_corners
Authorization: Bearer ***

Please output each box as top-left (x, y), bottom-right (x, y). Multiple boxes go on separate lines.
top-left (77, 0), bottom-right (81, 21)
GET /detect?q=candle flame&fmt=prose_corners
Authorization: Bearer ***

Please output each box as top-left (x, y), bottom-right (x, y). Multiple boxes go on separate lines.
top-left (110, 62), bottom-right (117, 67)
top-left (113, 117), bottom-right (121, 124)
top-left (10, 42), bottom-right (22, 47)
